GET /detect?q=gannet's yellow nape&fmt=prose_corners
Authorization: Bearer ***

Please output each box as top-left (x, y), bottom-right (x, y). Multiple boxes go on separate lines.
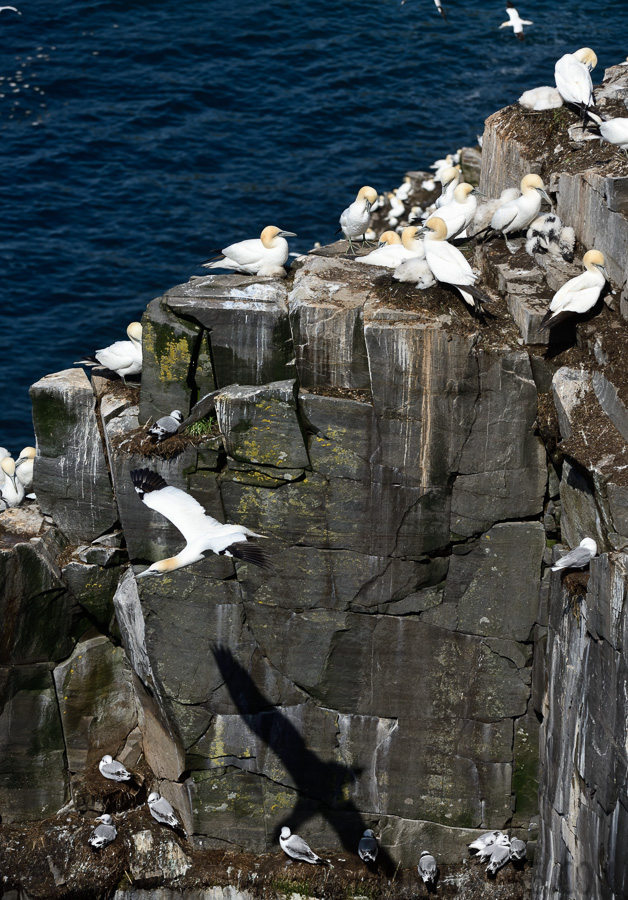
top-left (583, 249), bottom-right (608, 277)
top-left (574, 47), bottom-right (597, 69)
top-left (423, 216), bottom-right (448, 240)
top-left (357, 186), bottom-right (378, 205)
top-left (378, 230), bottom-right (402, 247)
top-left (440, 166), bottom-right (460, 185)
top-left (260, 225), bottom-right (297, 248)
top-left (127, 322), bottom-right (143, 342)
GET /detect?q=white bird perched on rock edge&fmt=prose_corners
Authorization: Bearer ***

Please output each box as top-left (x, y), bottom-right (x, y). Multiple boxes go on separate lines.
top-left (490, 174), bottom-right (551, 251)
top-left (357, 226), bottom-right (424, 268)
top-left (147, 791), bottom-right (186, 834)
top-left (75, 322), bottom-right (142, 385)
top-left (99, 754), bottom-right (132, 782)
top-left (434, 182), bottom-right (482, 240)
top-left (358, 828), bottom-right (378, 863)
top-left (418, 850), bottom-right (438, 884)
top-left (551, 537), bottom-right (598, 571)
top-left (15, 446), bottom-right (36, 492)
top-left (554, 47), bottom-right (598, 117)
top-left (148, 410), bottom-right (184, 443)
top-left (468, 830), bottom-right (502, 853)
top-left (420, 216), bottom-right (490, 316)
top-left (131, 468), bottom-right (273, 577)
top-left (435, 165), bottom-right (461, 209)
top-left (202, 226), bottom-right (296, 276)
top-left (510, 837), bottom-right (527, 861)
top-left (540, 249), bottom-right (608, 330)
top-left (279, 826), bottom-right (325, 864)
top-left (339, 186), bottom-right (378, 253)
top-left (598, 117), bottom-right (628, 152)
top-left (500, 1), bottom-right (532, 41)
top-left (88, 814), bottom-right (117, 849)
top-left (478, 832), bottom-right (510, 863)
top-left (519, 86), bottom-right (563, 111)
top-left (486, 838), bottom-right (511, 875)
top-left (0, 457), bottom-right (24, 508)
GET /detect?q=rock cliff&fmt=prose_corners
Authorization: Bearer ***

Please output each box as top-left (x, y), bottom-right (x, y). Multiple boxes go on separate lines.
top-left (2, 64), bottom-right (628, 900)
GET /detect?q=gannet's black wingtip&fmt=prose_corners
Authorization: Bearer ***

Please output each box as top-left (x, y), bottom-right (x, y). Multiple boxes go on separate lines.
top-left (130, 468), bottom-right (169, 497)
top-left (225, 541), bottom-right (276, 572)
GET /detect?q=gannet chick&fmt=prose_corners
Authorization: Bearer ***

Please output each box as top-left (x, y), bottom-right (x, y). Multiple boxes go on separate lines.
top-left (0, 457), bottom-right (25, 508)
top-left (131, 468), bottom-right (273, 576)
top-left (148, 410), bottom-right (184, 443)
top-left (500, 1), bottom-right (532, 40)
top-left (435, 165), bottom-right (461, 209)
top-left (279, 827), bottom-right (325, 864)
top-left (358, 829), bottom-right (378, 863)
top-left (147, 792), bottom-right (186, 835)
top-left (75, 322), bottom-right (142, 385)
top-left (540, 250), bottom-right (608, 330)
top-left (393, 255), bottom-right (435, 289)
top-left (559, 226), bottom-right (575, 262)
top-left (339, 186), bottom-right (378, 253)
top-left (598, 117), bottom-right (628, 152)
top-left (418, 851), bottom-right (438, 885)
top-left (88, 815), bottom-right (117, 850)
top-left (435, 182), bottom-right (482, 239)
top-left (471, 188), bottom-right (520, 235)
top-left (420, 216), bottom-right (490, 316)
top-left (99, 754), bottom-right (132, 782)
top-left (202, 226), bottom-right (296, 276)
top-left (395, 176), bottom-right (413, 202)
top-left (486, 838), bottom-right (511, 875)
top-left (519, 86), bottom-right (563, 111)
top-left (551, 537), bottom-right (598, 571)
top-left (554, 48), bottom-right (598, 117)
top-left (468, 831), bottom-right (502, 854)
top-left (525, 213), bottom-right (561, 256)
top-left (490, 174), bottom-right (551, 251)
top-left (510, 838), bottom-right (527, 861)
top-left (15, 446), bottom-right (36, 492)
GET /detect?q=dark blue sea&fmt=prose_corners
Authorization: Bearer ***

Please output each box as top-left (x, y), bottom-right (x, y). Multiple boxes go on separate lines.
top-left (1, 0), bottom-right (626, 448)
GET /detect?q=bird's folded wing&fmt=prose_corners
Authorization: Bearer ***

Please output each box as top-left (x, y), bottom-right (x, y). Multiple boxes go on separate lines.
top-left (286, 834), bottom-right (316, 856)
top-left (222, 238), bottom-right (263, 265)
top-left (553, 546), bottom-right (592, 568)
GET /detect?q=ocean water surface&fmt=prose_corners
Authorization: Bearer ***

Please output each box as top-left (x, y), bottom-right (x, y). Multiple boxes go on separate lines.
top-left (1, 0), bottom-right (627, 447)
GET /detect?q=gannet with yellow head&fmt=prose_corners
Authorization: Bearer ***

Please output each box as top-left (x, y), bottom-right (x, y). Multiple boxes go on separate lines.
top-left (15, 446), bottom-right (36, 492)
top-left (598, 117), bottom-right (628, 153)
top-left (202, 225), bottom-right (296, 276)
top-left (554, 47), bottom-right (598, 115)
top-left (435, 165), bottom-right (461, 209)
top-left (490, 174), bottom-right (551, 250)
top-left (0, 457), bottom-right (25, 508)
top-left (75, 322), bottom-right (143, 385)
top-left (540, 249), bottom-right (608, 330)
top-left (419, 216), bottom-right (490, 315)
top-left (435, 182), bottom-right (483, 239)
top-left (339, 186), bottom-right (378, 253)
top-left (356, 226), bottom-right (424, 268)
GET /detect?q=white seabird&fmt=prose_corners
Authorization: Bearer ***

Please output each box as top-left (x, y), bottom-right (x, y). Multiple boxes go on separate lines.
top-left (598, 117), bottom-right (628, 152)
top-left (99, 754), bottom-right (132, 782)
top-left (356, 226), bottom-right (424, 268)
top-left (147, 791), bottom-right (186, 834)
top-left (279, 826), bottom-right (325, 864)
top-left (393, 255), bottom-right (435, 289)
top-left (478, 832), bottom-right (510, 863)
top-left (358, 828), bottom-right (378, 863)
top-left (490, 174), bottom-right (551, 251)
top-left (510, 837), bottom-right (527, 861)
top-left (435, 165), bottom-right (461, 209)
top-left (540, 250), bottom-right (608, 330)
top-left (148, 410), bottom-right (184, 443)
top-left (468, 830), bottom-right (502, 853)
top-left (395, 176), bottom-right (413, 202)
top-left (88, 814), bottom-right (117, 849)
top-left (339, 186), bottom-right (378, 253)
top-left (554, 48), bottom-right (598, 116)
top-left (486, 838), bottom-right (511, 874)
top-left (551, 537), bottom-right (598, 571)
top-left (420, 216), bottom-right (490, 315)
top-left (434, 182), bottom-right (482, 239)
top-left (0, 6), bottom-right (21, 13)
top-left (15, 446), bottom-right (36, 492)
top-left (386, 191), bottom-right (406, 226)
top-left (75, 322), bottom-right (143, 385)
top-left (202, 226), bottom-right (296, 276)
top-left (525, 214), bottom-right (575, 263)
top-left (500, 1), bottom-right (532, 41)
top-left (0, 457), bottom-right (24, 508)
top-left (131, 468), bottom-right (273, 577)
top-left (418, 850), bottom-right (438, 885)
top-left (519, 86), bottom-right (563, 111)
top-left (471, 188), bottom-right (519, 235)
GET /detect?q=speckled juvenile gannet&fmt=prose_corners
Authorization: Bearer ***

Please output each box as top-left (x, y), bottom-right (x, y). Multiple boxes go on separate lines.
top-left (519, 86), bottom-right (563, 111)
top-left (418, 851), bottom-right (438, 884)
top-left (339, 186), bottom-right (378, 253)
top-left (500, 1), bottom-right (532, 40)
top-left (131, 468), bottom-right (273, 576)
top-left (75, 322), bottom-right (142, 385)
top-left (420, 216), bottom-right (490, 315)
top-left (99, 754), bottom-right (132, 782)
top-left (598, 117), bottom-right (628, 152)
top-left (280, 827), bottom-right (325, 864)
top-left (526, 213), bottom-right (575, 262)
top-left (358, 829), bottom-right (378, 863)
top-left (435, 182), bottom-right (482, 239)
top-left (147, 792), bottom-right (186, 834)
top-left (490, 174), bottom-right (551, 251)
top-left (203, 226), bottom-right (296, 276)
top-left (0, 457), bottom-right (24, 508)
top-left (435, 166), bottom-right (461, 209)
top-left (148, 410), bottom-right (184, 443)
top-left (551, 537), bottom-right (597, 571)
top-left (554, 48), bottom-right (598, 117)
top-left (88, 815), bottom-right (117, 849)
top-left (15, 446), bottom-right (36, 492)
top-left (540, 250), bottom-right (608, 330)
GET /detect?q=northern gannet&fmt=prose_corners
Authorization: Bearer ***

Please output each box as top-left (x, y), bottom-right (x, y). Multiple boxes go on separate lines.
top-left (434, 182), bottom-right (481, 239)
top-left (471, 187), bottom-right (520, 234)
top-left (148, 410), bottom-right (184, 443)
top-left (598, 117), bottom-right (628, 152)
top-left (486, 838), bottom-right (511, 874)
top-left (279, 827), bottom-right (325, 864)
top-left (88, 815), bottom-right (117, 849)
top-left (75, 322), bottom-right (142, 385)
top-left (99, 754), bottom-right (132, 782)
top-left (15, 446), bottom-right (36, 492)
top-left (131, 468), bottom-right (273, 576)
top-left (434, 165), bottom-right (461, 209)
top-left (202, 226), bottom-right (296, 276)
top-left (400, 0), bottom-right (446, 18)
top-left (540, 250), bottom-right (607, 330)
top-left (500, 1), bottom-right (532, 41)
top-left (357, 226), bottom-right (424, 268)
top-left (385, 191), bottom-right (406, 226)
top-left (358, 829), bottom-right (378, 863)
top-left (0, 457), bottom-right (24, 508)
top-left (490, 174), bottom-right (551, 251)
top-left (519, 86), bottom-right (563, 111)
top-left (418, 851), bottom-right (438, 885)
top-left (339, 186), bottom-right (378, 253)
top-left (554, 48), bottom-right (598, 117)
top-left (551, 537), bottom-right (598, 571)
top-left (394, 176), bottom-right (413, 202)
top-left (420, 216), bottom-right (490, 315)
top-left (393, 255), bottom-right (435, 289)
top-left (510, 838), bottom-right (527, 861)
top-left (147, 792), bottom-right (186, 834)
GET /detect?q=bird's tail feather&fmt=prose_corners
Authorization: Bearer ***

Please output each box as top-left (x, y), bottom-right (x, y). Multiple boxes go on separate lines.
top-left (74, 355), bottom-right (99, 366)
top-left (227, 541), bottom-right (275, 571)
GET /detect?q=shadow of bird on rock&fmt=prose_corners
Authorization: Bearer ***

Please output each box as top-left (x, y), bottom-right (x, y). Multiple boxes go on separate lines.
top-left (213, 644), bottom-right (397, 874)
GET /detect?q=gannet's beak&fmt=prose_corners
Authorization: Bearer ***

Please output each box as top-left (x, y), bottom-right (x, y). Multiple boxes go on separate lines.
top-left (278, 231), bottom-right (297, 238)
top-left (537, 188), bottom-right (552, 204)
top-left (135, 568), bottom-right (155, 579)
top-left (471, 188), bottom-right (486, 197)
top-left (599, 264), bottom-right (610, 280)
